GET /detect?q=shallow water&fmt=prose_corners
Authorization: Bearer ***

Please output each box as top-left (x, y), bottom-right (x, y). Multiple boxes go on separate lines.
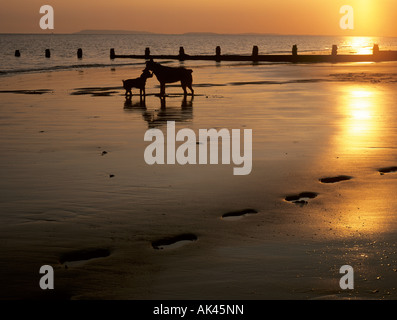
top-left (1, 33), bottom-right (397, 75)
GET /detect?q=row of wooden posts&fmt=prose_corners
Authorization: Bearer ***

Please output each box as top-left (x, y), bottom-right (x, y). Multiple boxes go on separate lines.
top-left (14, 48), bottom-right (84, 58)
top-left (13, 44), bottom-right (382, 60)
top-left (110, 44), bottom-right (381, 60)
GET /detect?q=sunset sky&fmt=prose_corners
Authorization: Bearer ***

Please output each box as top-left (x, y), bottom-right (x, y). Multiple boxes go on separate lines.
top-left (0, 0), bottom-right (396, 37)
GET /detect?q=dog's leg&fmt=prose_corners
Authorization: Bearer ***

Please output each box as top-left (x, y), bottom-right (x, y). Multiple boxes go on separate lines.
top-left (187, 74), bottom-right (194, 96)
top-left (181, 82), bottom-right (188, 96)
top-left (188, 84), bottom-right (194, 96)
top-left (160, 83), bottom-right (166, 96)
top-left (160, 96), bottom-right (166, 109)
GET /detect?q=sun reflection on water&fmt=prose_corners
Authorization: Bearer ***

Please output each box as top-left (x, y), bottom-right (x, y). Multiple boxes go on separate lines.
top-left (340, 37), bottom-right (377, 55)
top-left (335, 85), bottom-right (383, 150)
top-left (329, 84), bottom-right (389, 235)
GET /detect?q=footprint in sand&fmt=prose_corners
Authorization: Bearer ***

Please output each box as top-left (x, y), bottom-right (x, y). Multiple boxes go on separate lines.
top-left (285, 192), bottom-right (318, 206)
top-left (319, 175), bottom-right (353, 184)
top-left (152, 234), bottom-right (198, 250)
top-left (222, 209), bottom-right (258, 221)
top-left (379, 166), bottom-right (397, 175)
top-left (59, 248), bottom-right (111, 268)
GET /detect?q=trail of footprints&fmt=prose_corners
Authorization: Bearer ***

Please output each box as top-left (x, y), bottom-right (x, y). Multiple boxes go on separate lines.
top-left (59, 166), bottom-right (397, 266)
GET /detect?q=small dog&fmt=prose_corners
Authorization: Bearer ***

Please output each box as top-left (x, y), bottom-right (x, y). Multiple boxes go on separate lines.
top-left (145, 59), bottom-right (194, 96)
top-left (122, 69), bottom-right (153, 98)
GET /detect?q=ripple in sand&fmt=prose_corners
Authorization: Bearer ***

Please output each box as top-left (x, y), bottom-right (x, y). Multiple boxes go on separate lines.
top-left (285, 192), bottom-right (318, 206)
top-left (379, 166), bottom-right (397, 175)
top-left (319, 175), bottom-right (352, 184)
top-left (152, 234), bottom-right (198, 250)
top-left (330, 72), bottom-right (397, 84)
top-left (222, 208), bottom-right (258, 220)
top-left (59, 248), bottom-right (111, 267)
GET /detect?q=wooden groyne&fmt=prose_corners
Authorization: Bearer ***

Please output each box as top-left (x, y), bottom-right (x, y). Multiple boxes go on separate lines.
top-left (13, 48), bottom-right (84, 59)
top-left (110, 45), bottom-right (397, 63)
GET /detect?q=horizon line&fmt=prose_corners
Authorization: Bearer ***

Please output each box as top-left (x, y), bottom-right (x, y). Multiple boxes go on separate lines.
top-left (0, 31), bottom-right (395, 38)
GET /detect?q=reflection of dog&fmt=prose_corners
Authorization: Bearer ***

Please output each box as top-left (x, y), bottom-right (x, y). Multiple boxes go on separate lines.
top-left (122, 69), bottom-right (153, 98)
top-left (124, 96), bottom-right (146, 110)
top-left (145, 59), bottom-right (194, 96)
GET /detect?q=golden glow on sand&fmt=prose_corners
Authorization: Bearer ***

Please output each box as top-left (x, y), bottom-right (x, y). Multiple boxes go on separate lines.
top-left (330, 85), bottom-right (389, 235)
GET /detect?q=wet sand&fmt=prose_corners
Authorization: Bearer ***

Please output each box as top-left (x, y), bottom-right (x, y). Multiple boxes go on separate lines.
top-left (0, 61), bottom-right (397, 299)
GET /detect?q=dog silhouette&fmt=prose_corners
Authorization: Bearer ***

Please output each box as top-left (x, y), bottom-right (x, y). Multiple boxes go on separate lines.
top-left (122, 69), bottom-right (153, 98)
top-left (145, 59), bottom-right (194, 96)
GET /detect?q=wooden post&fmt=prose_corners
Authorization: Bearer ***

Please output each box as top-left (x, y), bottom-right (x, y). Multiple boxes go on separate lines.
top-left (77, 48), bottom-right (83, 59)
top-left (373, 44), bottom-right (379, 55)
top-left (179, 47), bottom-right (185, 61)
top-left (292, 45), bottom-right (298, 56)
top-left (15, 50), bottom-right (21, 57)
top-left (215, 46), bottom-right (221, 62)
top-left (252, 45), bottom-right (259, 59)
top-left (145, 47), bottom-right (150, 59)
top-left (110, 48), bottom-right (115, 60)
top-left (332, 45), bottom-right (338, 56)
top-left (45, 49), bottom-right (51, 58)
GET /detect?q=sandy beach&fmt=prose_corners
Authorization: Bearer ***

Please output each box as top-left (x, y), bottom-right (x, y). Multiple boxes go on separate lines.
top-left (1, 60), bottom-right (397, 300)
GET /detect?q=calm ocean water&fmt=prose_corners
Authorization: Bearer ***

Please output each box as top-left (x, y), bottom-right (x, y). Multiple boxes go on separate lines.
top-left (1, 34), bottom-right (397, 76)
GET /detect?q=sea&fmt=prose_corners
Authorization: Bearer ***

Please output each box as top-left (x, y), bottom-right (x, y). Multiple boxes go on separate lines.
top-left (1, 33), bottom-right (397, 76)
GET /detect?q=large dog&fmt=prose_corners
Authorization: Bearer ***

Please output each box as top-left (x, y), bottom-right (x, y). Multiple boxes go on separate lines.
top-left (145, 59), bottom-right (194, 96)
